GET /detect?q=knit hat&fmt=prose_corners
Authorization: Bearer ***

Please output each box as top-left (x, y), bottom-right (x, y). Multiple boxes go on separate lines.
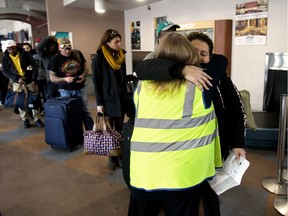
top-left (156, 21), bottom-right (180, 37)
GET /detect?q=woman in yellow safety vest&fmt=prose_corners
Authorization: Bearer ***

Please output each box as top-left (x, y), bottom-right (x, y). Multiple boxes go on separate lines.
top-left (128, 32), bottom-right (222, 216)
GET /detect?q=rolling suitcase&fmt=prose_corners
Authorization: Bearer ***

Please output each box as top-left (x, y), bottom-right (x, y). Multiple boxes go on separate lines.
top-left (44, 97), bottom-right (83, 151)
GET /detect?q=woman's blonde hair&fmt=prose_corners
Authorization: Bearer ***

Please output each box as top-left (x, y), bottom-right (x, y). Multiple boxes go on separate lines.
top-left (149, 32), bottom-right (199, 95)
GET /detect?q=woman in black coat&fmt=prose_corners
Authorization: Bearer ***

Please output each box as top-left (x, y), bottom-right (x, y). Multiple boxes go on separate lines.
top-left (92, 29), bottom-right (128, 170)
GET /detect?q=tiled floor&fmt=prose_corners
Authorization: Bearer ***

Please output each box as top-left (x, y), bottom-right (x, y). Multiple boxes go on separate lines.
top-left (0, 96), bottom-right (285, 216)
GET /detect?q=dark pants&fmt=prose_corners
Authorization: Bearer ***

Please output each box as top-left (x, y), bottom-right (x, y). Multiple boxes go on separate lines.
top-left (108, 116), bottom-right (124, 133)
top-left (128, 186), bottom-right (202, 216)
top-left (108, 115), bottom-right (125, 163)
top-left (0, 71), bottom-right (9, 104)
top-left (46, 81), bottom-right (59, 99)
top-left (202, 180), bottom-right (221, 216)
top-left (37, 79), bottom-right (48, 104)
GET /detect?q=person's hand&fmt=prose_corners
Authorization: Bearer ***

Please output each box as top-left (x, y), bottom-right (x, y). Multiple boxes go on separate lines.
top-left (64, 76), bottom-right (75, 83)
top-left (182, 65), bottom-right (213, 91)
top-left (232, 148), bottom-right (246, 160)
top-left (97, 105), bottom-right (104, 113)
top-left (18, 77), bottom-right (26, 85)
top-left (74, 75), bottom-right (85, 83)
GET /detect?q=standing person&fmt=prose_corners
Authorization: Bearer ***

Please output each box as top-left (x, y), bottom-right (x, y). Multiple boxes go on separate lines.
top-left (135, 32), bottom-right (247, 216)
top-left (92, 29), bottom-right (128, 170)
top-left (33, 52), bottom-right (47, 112)
top-left (23, 42), bottom-right (46, 113)
top-left (22, 42), bottom-right (36, 55)
top-left (187, 32), bottom-right (246, 216)
top-left (49, 38), bottom-right (94, 131)
top-left (36, 36), bottom-right (60, 99)
top-left (1, 40), bottom-right (44, 128)
top-left (128, 32), bottom-right (222, 216)
top-left (0, 43), bottom-right (9, 108)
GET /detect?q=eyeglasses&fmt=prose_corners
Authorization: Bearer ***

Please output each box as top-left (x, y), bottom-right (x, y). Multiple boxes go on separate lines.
top-left (60, 43), bottom-right (72, 50)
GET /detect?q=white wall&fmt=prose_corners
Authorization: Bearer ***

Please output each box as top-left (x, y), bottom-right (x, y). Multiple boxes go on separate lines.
top-left (124, 0), bottom-right (288, 111)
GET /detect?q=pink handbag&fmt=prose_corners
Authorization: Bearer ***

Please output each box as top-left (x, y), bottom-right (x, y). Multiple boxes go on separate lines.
top-left (83, 113), bottom-right (122, 156)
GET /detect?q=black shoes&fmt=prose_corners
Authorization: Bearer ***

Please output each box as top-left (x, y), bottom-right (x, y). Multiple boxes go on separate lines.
top-left (35, 119), bottom-right (44, 128)
top-left (24, 119), bottom-right (44, 128)
top-left (108, 156), bottom-right (117, 170)
top-left (108, 156), bottom-right (122, 170)
top-left (24, 119), bottom-right (30, 128)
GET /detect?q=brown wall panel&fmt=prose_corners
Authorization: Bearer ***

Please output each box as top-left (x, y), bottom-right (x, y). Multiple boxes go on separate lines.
top-left (214, 20), bottom-right (232, 76)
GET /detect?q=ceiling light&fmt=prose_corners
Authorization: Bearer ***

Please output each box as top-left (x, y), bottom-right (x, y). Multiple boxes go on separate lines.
top-left (94, 0), bottom-right (106, 13)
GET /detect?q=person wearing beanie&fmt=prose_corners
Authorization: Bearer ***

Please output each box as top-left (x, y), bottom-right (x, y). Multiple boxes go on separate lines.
top-left (1, 39), bottom-right (44, 128)
top-left (36, 36), bottom-right (60, 99)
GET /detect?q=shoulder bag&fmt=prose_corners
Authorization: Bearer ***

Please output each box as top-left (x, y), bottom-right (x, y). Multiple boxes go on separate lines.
top-left (83, 113), bottom-right (122, 156)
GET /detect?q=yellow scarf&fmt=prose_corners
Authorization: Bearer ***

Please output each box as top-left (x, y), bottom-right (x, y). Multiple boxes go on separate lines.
top-left (101, 45), bottom-right (125, 70)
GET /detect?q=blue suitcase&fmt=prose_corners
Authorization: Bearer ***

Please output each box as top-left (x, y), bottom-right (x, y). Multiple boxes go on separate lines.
top-left (44, 97), bottom-right (83, 151)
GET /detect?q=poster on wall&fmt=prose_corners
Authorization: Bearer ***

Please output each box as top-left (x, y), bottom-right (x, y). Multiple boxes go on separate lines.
top-left (131, 21), bottom-right (141, 50)
top-left (154, 16), bottom-right (167, 44)
top-left (177, 20), bottom-right (215, 43)
top-left (51, 31), bottom-right (73, 49)
top-left (235, 0), bottom-right (269, 45)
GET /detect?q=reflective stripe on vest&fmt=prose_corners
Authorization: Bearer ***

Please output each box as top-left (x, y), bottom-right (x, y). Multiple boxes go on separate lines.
top-left (130, 81), bottom-right (222, 191)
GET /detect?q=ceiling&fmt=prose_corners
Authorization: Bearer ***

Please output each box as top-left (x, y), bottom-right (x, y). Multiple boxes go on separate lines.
top-left (0, 0), bottom-right (163, 28)
top-left (65, 0), bottom-right (162, 11)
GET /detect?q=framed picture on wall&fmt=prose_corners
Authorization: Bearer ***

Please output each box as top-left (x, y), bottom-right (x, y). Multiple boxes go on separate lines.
top-left (177, 20), bottom-right (214, 42)
top-left (235, 0), bottom-right (269, 45)
top-left (131, 21), bottom-right (141, 50)
top-left (154, 16), bottom-right (167, 44)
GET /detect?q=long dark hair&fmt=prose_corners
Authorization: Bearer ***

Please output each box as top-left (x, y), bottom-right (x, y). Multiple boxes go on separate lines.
top-left (97, 29), bottom-right (121, 50)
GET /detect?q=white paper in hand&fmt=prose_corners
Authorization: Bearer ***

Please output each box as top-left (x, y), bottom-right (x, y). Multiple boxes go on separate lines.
top-left (208, 152), bottom-right (250, 195)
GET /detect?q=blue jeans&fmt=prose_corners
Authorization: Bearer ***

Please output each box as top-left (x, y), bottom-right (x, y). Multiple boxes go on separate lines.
top-left (59, 89), bottom-right (94, 130)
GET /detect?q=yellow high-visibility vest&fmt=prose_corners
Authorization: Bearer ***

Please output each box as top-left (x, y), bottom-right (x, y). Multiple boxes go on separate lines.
top-left (130, 81), bottom-right (222, 191)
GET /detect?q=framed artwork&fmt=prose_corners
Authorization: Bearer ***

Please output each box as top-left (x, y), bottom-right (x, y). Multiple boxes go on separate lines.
top-left (154, 16), bottom-right (167, 44)
top-left (235, 0), bottom-right (269, 45)
top-left (177, 20), bottom-right (215, 42)
top-left (131, 21), bottom-right (141, 50)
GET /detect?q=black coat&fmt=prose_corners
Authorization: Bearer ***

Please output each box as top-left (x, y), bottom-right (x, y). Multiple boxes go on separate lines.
top-left (92, 48), bottom-right (127, 117)
top-left (135, 55), bottom-right (246, 159)
top-left (2, 47), bottom-right (38, 84)
top-left (202, 55), bottom-right (245, 159)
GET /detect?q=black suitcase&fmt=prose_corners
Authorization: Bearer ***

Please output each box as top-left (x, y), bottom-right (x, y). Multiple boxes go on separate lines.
top-left (44, 97), bottom-right (83, 151)
top-left (122, 118), bottom-right (134, 188)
